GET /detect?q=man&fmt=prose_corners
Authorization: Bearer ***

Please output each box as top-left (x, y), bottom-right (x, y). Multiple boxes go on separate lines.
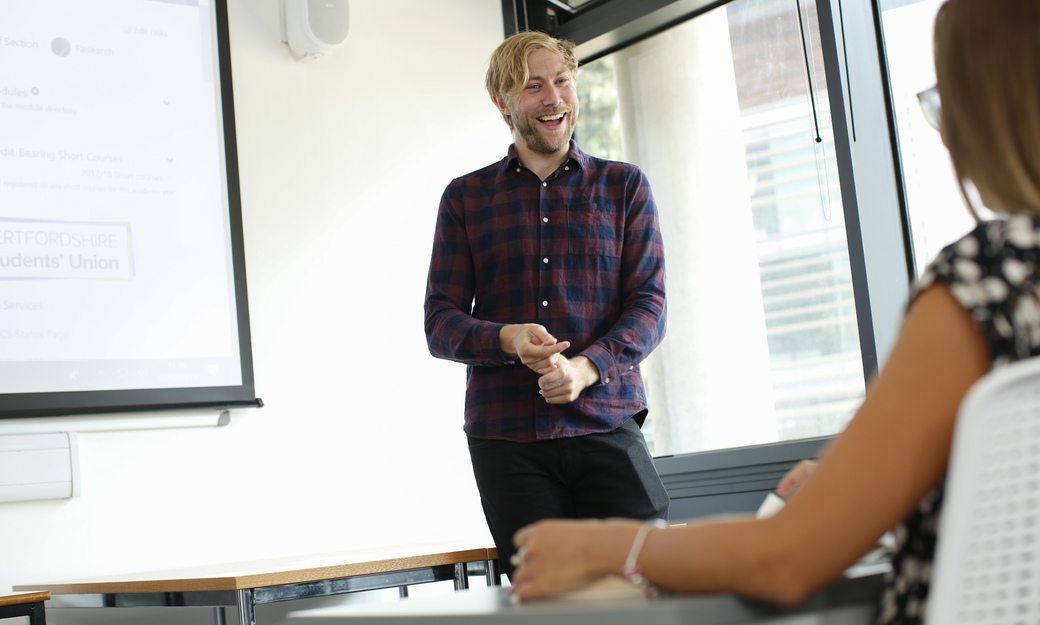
top-left (423, 30), bottom-right (669, 577)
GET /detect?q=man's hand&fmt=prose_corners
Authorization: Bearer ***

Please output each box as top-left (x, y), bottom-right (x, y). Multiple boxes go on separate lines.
top-left (538, 355), bottom-right (599, 404)
top-left (500, 324), bottom-right (571, 375)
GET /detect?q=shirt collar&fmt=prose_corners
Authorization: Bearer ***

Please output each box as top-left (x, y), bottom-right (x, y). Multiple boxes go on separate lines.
top-left (502, 139), bottom-right (587, 176)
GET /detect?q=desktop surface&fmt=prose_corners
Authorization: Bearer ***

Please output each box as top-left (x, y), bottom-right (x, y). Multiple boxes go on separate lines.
top-left (288, 565), bottom-right (886, 625)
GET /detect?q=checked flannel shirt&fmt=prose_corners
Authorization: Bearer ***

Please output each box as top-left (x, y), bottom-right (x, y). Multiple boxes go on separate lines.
top-left (424, 141), bottom-right (666, 443)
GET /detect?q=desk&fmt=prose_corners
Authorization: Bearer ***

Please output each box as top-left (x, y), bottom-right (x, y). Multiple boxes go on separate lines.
top-left (0, 592), bottom-right (50, 625)
top-left (287, 565), bottom-right (887, 625)
top-left (14, 544), bottom-right (500, 625)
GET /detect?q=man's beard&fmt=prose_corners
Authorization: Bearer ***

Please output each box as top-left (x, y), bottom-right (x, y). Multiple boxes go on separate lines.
top-left (513, 109), bottom-right (575, 155)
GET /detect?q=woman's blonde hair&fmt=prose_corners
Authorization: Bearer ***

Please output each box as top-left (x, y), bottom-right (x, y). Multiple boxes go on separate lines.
top-left (934, 0), bottom-right (1040, 216)
top-left (485, 31), bottom-right (578, 131)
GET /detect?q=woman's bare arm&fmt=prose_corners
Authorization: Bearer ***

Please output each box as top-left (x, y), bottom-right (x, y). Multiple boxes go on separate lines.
top-left (512, 284), bottom-right (990, 604)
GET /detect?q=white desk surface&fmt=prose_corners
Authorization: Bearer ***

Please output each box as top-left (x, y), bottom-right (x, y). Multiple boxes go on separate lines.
top-left (288, 565), bottom-right (887, 625)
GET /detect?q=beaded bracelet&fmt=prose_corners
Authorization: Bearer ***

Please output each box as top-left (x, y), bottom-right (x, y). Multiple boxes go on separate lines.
top-left (620, 519), bottom-right (668, 597)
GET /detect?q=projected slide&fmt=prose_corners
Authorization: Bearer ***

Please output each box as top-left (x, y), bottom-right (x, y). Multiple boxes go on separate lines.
top-left (0, 0), bottom-right (244, 394)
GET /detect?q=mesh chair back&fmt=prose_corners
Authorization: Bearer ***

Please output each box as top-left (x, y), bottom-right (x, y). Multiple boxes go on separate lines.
top-left (929, 356), bottom-right (1040, 624)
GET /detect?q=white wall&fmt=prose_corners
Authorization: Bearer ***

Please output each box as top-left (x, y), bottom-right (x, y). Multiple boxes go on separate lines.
top-left (0, 0), bottom-right (509, 619)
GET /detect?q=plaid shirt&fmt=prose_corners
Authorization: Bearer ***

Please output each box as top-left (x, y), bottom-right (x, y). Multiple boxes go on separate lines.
top-left (424, 141), bottom-right (666, 442)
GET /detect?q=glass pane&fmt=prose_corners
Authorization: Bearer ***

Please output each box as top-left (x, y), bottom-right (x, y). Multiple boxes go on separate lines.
top-left (576, 0), bottom-right (865, 456)
top-left (878, 0), bottom-right (976, 275)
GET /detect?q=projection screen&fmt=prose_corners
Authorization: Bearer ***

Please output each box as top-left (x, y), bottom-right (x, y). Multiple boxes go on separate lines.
top-left (0, 0), bottom-right (260, 419)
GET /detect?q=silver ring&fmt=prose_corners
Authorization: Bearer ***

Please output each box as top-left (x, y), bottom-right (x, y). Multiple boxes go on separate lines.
top-left (509, 547), bottom-right (527, 567)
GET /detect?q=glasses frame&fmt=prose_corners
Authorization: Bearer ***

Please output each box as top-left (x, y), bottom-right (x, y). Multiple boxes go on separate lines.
top-left (917, 85), bottom-right (941, 130)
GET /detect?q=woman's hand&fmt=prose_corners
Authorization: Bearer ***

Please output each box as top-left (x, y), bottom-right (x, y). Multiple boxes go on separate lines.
top-left (510, 519), bottom-right (636, 601)
top-left (776, 459), bottom-right (818, 498)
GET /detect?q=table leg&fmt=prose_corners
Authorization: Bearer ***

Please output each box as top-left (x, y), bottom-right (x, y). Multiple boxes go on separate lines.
top-left (236, 588), bottom-right (255, 625)
top-left (485, 558), bottom-right (502, 586)
top-left (453, 563), bottom-right (469, 591)
top-left (29, 601), bottom-right (46, 625)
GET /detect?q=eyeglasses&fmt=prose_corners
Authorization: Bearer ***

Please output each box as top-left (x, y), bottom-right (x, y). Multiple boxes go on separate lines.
top-left (917, 85), bottom-right (941, 130)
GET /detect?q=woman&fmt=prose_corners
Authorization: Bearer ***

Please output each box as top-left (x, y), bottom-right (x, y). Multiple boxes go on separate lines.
top-left (509, 1), bottom-right (1040, 623)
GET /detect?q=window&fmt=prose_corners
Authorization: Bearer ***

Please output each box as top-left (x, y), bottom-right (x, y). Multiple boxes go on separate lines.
top-left (878, 0), bottom-right (975, 276)
top-left (574, 0), bottom-right (863, 456)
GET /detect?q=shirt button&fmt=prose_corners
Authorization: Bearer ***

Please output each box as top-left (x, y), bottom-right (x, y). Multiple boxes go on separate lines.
top-left (564, 166), bottom-right (570, 171)
top-left (542, 217), bottom-right (548, 223)
top-left (542, 182), bottom-right (547, 187)
top-left (541, 301), bottom-right (548, 307)
top-left (629, 365), bottom-right (635, 370)
top-left (542, 258), bottom-right (548, 264)
top-left (516, 167), bottom-right (521, 172)
top-left (604, 377), bottom-right (611, 384)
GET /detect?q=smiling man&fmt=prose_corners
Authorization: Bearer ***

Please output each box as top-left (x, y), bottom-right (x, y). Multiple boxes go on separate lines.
top-left (424, 31), bottom-right (669, 578)
top-left (493, 45), bottom-right (577, 170)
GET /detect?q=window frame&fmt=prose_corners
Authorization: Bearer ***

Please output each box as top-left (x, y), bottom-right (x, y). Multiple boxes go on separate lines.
top-left (500, 0), bottom-right (913, 517)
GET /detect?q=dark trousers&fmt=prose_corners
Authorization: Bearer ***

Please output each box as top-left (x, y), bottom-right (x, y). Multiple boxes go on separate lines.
top-left (467, 418), bottom-right (669, 579)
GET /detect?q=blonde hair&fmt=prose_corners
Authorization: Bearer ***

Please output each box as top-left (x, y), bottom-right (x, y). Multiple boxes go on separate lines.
top-left (934, 0), bottom-right (1040, 216)
top-left (485, 31), bottom-right (578, 131)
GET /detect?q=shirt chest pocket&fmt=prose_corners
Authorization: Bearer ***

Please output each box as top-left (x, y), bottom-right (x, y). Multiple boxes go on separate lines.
top-left (550, 202), bottom-right (623, 258)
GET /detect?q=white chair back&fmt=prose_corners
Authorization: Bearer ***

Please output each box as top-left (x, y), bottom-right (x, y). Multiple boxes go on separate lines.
top-left (929, 356), bottom-right (1040, 624)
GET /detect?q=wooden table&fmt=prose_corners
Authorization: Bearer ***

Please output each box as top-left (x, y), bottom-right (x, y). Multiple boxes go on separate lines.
top-left (0, 592), bottom-right (50, 625)
top-left (14, 544), bottom-right (500, 625)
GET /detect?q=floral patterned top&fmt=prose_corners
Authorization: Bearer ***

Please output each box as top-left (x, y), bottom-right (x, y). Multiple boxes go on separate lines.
top-left (878, 214), bottom-right (1040, 624)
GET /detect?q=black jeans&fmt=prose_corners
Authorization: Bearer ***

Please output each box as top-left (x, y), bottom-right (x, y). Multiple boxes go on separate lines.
top-left (467, 417), bottom-right (669, 579)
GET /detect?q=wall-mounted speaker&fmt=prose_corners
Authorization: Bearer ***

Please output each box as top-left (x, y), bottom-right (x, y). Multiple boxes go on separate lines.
top-left (279, 0), bottom-right (350, 61)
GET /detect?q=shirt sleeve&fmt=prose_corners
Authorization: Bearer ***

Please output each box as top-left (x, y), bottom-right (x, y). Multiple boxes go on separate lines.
top-left (912, 216), bottom-right (1040, 367)
top-left (579, 169), bottom-right (667, 385)
top-left (424, 180), bottom-right (515, 367)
